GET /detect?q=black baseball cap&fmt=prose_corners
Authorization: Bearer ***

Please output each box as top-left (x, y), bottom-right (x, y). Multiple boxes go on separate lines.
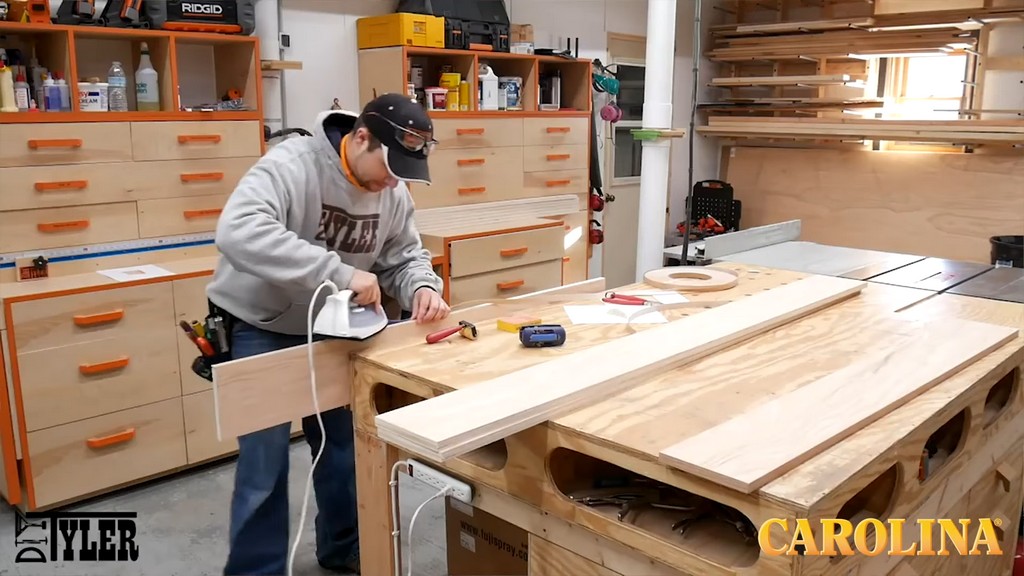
top-left (360, 93), bottom-right (437, 186)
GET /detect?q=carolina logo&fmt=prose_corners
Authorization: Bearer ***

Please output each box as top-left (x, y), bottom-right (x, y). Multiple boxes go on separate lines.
top-left (759, 518), bottom-right (1004, 557)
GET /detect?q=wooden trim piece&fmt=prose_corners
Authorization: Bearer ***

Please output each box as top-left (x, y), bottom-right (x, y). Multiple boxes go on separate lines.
top-left (374, 275), bottom-right (868, 462)
top-left (0, 326), bottom-right (20, 506)
top-left (3, 301), bottom-right (34, 509)
top-left (658, 317), bottom-right (1019, 493)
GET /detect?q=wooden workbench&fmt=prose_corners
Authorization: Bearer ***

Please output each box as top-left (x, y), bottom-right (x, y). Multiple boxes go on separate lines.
top-left (349, 263), bottom-right (1024, 575)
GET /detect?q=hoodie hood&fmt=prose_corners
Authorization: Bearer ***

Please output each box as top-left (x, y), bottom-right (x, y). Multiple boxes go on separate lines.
top-left (312, 109), bottom-right (359, 162)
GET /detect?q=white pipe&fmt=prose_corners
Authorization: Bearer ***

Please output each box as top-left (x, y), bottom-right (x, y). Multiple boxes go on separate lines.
top-left (634, 0), bottom-right (677, 281)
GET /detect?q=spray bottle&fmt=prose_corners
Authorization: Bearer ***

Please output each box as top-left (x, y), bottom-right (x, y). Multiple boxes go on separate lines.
top-left (135, 42), bottom-right (160, 111)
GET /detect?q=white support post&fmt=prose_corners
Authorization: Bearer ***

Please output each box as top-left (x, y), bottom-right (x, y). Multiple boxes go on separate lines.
top-left (634, 0), bottom-right (678, 281)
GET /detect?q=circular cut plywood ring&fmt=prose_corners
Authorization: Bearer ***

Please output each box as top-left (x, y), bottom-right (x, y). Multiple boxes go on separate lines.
top-left (644, 266), bottom-right (739, 292)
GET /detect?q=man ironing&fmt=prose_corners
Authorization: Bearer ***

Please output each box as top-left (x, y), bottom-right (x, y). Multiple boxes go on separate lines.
top-left (206, 93), bottom-right (449, 575)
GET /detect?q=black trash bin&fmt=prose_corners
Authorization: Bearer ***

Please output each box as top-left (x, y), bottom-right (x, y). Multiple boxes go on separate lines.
top-left (990, 235), bottom-right (1023, 268)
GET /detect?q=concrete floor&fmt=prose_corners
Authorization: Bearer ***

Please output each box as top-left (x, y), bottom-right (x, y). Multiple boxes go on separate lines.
top-left (0, 439), bottom-right (449, 576)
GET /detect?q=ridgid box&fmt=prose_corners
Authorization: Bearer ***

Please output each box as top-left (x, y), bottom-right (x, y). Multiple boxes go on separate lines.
top-left (446, 498), bottom-right (528, 575)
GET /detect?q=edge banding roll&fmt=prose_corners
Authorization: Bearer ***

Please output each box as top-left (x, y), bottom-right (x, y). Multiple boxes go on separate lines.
top-left (644, 266), bottom-right (739, 292)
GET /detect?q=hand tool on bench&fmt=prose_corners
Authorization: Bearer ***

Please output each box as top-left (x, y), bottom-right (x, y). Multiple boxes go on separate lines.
top-left (519, 324), bottom-right (566, 348)
top-left (425, 320), bottom-right (478, 344)
top-left (601, 292), bottom-right (655, 306)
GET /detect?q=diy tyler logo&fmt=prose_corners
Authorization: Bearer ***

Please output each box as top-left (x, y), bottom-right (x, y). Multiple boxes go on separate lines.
top-left (13, 509), bottom-right (140, 564)
top-left (758, 517), bottom-right (1005, 556)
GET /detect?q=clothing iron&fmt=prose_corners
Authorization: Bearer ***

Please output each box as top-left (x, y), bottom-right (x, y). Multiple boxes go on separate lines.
top-left (313, 286), bottom-right (388, 341)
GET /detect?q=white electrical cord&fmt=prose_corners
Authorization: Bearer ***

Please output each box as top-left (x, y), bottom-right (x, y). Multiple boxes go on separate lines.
top-left (407, 486), bottom-right (451, 576)
top-left (389, 460), bottom-right (452, 576)
top-left (287, 279), bottom-right (336, 576)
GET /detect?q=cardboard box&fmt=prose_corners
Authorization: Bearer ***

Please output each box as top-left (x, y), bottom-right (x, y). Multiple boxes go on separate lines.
top-left (511, 24), bottom-right (534, 44)
top-left (446, 497), bottom-right (528, 576)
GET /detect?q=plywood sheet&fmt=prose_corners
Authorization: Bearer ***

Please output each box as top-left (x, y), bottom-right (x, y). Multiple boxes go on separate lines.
top-left (725, 147), bottom-right (1024, 263)
top-left (374, 274), bottom-right (867, 462)
top-left (658, 316), bottom-right (1019, 493)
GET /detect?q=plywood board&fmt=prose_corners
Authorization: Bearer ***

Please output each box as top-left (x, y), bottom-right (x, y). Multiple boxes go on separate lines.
top-left (724, 147), bottom-right (1024, 263)
top-left (374, 274), bottom-right (867, 462)
top-left (658, 316), bottom-right (1019, 493)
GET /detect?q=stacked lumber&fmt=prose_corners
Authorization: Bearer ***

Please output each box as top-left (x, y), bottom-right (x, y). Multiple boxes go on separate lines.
top-left (697, 116), bottom-right (1024, 144)
top-left (707, 28), bottom-right (978, 61)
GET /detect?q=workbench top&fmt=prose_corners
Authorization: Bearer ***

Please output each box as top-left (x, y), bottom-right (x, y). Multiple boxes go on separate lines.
top-left (355, 262), bottom-right (1024, 511)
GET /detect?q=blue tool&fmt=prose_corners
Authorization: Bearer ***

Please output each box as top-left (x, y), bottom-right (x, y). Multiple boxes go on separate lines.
top-left (519, 324), bottom-right (566, 348)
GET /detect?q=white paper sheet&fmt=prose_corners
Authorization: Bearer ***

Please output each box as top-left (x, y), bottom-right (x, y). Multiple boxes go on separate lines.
top-left (96, 264), bottom-right (174, 282)
top-left (563, 304), bottom-right (668, 325)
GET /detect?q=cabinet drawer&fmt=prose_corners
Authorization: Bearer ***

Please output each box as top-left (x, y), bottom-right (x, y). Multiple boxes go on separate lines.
top-left (130, 121), bottom-right (262, 161)
top-left (554, 211), bottom-right (589, 284)
top-left (449, 259), bottom-right (563, 304)
top-left (0, 202), bottom-right (139, 253)
top-left (18, 333), bottom-right (181, 432)
top-left (523, 117), bottom-right (589, 147)
top-left (173, 276), bottom-right (213, 395)
top-left (523, 144), bottom-right (588, 173)
top-left (0, 122), bottom-right (133, 168)
top-left (449, 225), bottom-right (565, 278)
top-left (11, 282), bottom-right (175, 355)
top-left (433, 118), bottom-right (524, 149)
top-left (183, 390), bottom-right (237, 464)
top-left (415, 147), bottom-right (523, 209)
top-left (522, 169), bottom-right (588, 199)
top-left (0, 163), bottom-right (138, 211)
top-left (26, 397), bottom-right (187, 508)
top-left (130, 157), bottom-right (257, 201)
top-left (138, 194), bottom-right (229, 238)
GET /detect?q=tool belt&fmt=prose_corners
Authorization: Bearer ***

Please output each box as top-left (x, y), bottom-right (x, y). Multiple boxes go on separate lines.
top-left (187, 299), bottom-right (237, 382)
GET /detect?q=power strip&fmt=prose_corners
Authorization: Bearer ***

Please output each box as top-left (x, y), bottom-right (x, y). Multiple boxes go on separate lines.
top-left (407, 459), bottom-right (473, 504)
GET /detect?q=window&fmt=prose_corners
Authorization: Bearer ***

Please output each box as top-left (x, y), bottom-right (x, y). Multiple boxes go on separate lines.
top-left (608, 62), bottom-right (645, 182)
top-left (883, 54), bottom-right (968, 120)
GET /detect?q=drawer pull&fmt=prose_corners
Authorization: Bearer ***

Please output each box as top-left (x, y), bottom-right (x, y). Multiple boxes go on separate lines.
top-left (38, 219), bottom-right (89, 232)
top-left (35, 180), bottom-right (88, 192)
top-left (457, 128), bottom-right (485, 135)
top-left (73, 309), bottom-right (124, 326)
top-left (546, 179), bottom-right (572, 187)
top-left (500, 247), bottom-right (529, 257)
top-left (183, 208), bottom-right (223, 219)
top-left (178, 134), bottom-right (222, 144)
top-left (458, 187), bottom-right (486, 195)
top-left (457, 158), bottom-right (486, 166)
top-left (563, 257), bottom-right (571, 262)
top-left (28, 138), bottom-right (83, 149)
top-left (86, 428), bottom-right (136, 449)
top-left (181, 172), bottom-right (225, 183)
top-left (547, 154), bottom-right (571, 161)
top-left (79, 357), bottom-right (130, 375)
top-left (546, 127), bottom-right (571, 134)
top-left (497, 280), bottom-right (525, 290)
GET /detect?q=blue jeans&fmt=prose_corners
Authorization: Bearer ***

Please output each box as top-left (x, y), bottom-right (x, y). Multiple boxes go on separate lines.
top-left (223, 320), bottom-right (359, 575)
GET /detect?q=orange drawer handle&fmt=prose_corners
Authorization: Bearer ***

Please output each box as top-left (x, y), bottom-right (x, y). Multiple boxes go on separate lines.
top-left (546, 179), bottom-right (572, 187)
top-left (500, 247), bottom-right (529, 257)
top-left (458, 187), bottom-right (486, 195)
top-left (86, 428), bottom-right (136, 449)
top-left (457, 128), bottom-right (485, 135)
top-left (546, 127), bottom-right (571, 133)
top-left (35, 180), bottom-right (88, 192)
top-left (547, 154), bottom-right (571, 161)
top-left (497, 280), bottom-right (525, 290)
top-left (563, 257), bottom-right (571, 262)
top-left (38, 219), bottom-right (89, 232)
top-left (178, 134), bottom-right (222, 144)
top-left (79, 357), bottom-right (130, 375)
top-left (183, 208), bottom-right (223, 219)
top-left (28, 138), bottom-right (83, 149)
top-left (73, 309), bottom-right (124, 326)
top-left (181, 172), bottom-right (225, 183)
top-left (457, 158), bottom-right (486, 166)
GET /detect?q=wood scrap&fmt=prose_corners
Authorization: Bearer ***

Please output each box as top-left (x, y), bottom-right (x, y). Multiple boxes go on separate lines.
top-left (711, 74), bottom-right (855, 87)
top-left (697, 119), bottom-right (1024, 144)
top-left (658, 316), bottom-right (1020, 493)
top-left (373, 274), bottom-right (867, 463)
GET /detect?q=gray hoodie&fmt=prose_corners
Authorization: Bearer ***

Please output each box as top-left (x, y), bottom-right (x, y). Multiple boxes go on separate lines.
top-left (206, 109), bottom-right (443, 335)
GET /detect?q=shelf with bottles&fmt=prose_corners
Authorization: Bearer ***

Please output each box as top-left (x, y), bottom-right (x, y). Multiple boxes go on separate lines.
top-left (72, 28), bottom-right (173, 113)
top-left (0, 23), bottom-right (72, 115)
top-left (477, 54), bottom-right (537, 112)
top-left (174, 34), bottom-right (259, 116)
top-left (406, 49), bottom-right (478, 112)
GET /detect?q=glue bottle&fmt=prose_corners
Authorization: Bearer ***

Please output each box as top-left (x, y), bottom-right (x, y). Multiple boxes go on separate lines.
top-left (13, 72), bottom-right (30, 111)
top-left (478, 63), bottom-right (498, 111)
top-left (0, 63), bottom-right (16, 112)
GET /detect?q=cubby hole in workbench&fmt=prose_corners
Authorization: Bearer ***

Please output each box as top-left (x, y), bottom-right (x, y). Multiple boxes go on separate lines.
top-left (548, 447), bottom-right (759, 568)
top-left (983, 368), bottom-right (1018, 429)
top-left (831, 463), bottom-right (900, 555)
top-left (919, 409), bottom-right (969, 484)
top-left (370, 382), bottom-right (508, 472)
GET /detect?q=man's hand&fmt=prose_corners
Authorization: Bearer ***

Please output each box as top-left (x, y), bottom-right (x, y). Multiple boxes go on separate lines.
top-left (350, 269), bottom-right (381, 308)
top-left (411, 287), bottom-right (449, 324)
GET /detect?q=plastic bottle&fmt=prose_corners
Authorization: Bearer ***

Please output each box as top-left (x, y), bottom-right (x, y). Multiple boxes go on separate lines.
top-left (56, 74), bottom-right (71, 112)
top-left (0, 63), bottom-right (17, 113)
top-left (135, 42), bottom-right (160, 112)
top-left (478, 63), bottom-right (498, 111)
top-left (13, 72), bottom-right (30, 111)
top-left (43, 76), bottom-right (61, 113)
top-left (108, 61), bottom-right (128, 112)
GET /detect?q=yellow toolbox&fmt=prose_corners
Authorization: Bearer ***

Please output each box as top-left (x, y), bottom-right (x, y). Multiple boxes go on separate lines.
top-left (357, 13), bottom-right (445, 50)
